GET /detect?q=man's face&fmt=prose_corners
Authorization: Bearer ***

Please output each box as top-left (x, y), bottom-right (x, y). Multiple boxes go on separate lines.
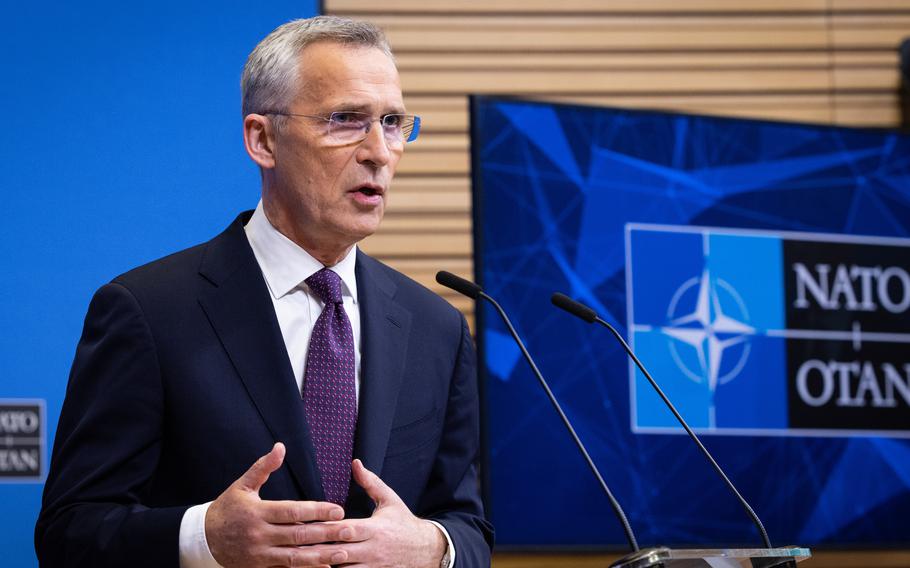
top-left (264, 42), bottom-right (404, 255)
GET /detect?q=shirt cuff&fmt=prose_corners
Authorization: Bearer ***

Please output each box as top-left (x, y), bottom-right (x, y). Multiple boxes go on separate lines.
top-left (426, 520), bottom-right (456, 568)
top-left (179, 502), bottom-right (224, 568)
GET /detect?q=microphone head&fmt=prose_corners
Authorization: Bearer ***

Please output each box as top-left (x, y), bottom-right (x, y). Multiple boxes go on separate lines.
top-left (436, 271), bottom-right (482, 300)
top-left (551, 292), bottom-right (598, 323)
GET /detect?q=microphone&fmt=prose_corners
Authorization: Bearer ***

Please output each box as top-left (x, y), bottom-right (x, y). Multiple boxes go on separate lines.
top-left (436, 271), bottom-right (640, 552)
top-left (551, 292), bottom-right (773, 549)
top-left (436, 270), bottom-right (481, 300)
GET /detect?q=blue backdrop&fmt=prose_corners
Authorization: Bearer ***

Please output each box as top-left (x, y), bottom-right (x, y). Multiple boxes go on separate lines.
top-left (1, 2), bottom-right (317, 565)
top-left (472, 96), bottom-right (910, 549)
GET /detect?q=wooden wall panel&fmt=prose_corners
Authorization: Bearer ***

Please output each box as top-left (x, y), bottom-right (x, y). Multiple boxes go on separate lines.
top-left (331, 0), bottom-right (910, 556)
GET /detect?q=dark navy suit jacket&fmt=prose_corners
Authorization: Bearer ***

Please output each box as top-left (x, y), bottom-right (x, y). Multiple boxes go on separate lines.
top-left (36, 212), bottom-right (493, 567)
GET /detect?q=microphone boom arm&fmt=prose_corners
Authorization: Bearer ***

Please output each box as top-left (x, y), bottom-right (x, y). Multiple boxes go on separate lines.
top-left (479, 290), bottom-right (640, 552)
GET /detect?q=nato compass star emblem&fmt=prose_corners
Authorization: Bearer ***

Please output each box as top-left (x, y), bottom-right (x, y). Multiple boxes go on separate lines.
top-left (662, 268), bottom-right (756, 405)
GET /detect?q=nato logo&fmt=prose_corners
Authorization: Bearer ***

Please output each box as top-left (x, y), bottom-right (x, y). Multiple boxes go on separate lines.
top-left (0, 399), bottom-right (45, 481)
top-left (626, 224), bottom-right (910, 437)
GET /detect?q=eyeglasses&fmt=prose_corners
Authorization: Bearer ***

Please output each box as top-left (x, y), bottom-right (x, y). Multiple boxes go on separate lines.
top-left (262, 110), bottom-right (421, 146)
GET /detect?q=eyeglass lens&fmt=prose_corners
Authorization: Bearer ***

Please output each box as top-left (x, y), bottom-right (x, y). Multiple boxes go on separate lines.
top-left (328, 112), bottom-right (419, 144)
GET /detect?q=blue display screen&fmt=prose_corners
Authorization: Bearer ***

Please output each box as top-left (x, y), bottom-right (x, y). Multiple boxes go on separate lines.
top-left (471, 96), bottom-right (910, 548)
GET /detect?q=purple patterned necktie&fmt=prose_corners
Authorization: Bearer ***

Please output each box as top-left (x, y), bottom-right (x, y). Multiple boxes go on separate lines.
top-left (303, 268), bottom-right (357, 505)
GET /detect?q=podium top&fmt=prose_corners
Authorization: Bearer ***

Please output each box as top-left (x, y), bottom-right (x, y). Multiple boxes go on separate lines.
top-left (611, 546), bottom-right (811, 568)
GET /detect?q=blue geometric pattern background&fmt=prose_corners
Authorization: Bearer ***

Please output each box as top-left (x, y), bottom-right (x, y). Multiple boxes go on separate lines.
top-left (472, 96), bottom-right (910, 548)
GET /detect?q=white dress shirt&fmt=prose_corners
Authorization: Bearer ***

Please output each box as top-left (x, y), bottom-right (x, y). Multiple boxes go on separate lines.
top-left (178, 202), bottom-right (454, 567)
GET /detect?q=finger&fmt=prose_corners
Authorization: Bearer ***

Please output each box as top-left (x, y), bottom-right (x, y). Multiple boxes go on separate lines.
top-left (267, 519), bottom-right (367, 546)
top-left (259, 499), bottom-right (344, 524)
top-left (264, 546), bottom-right (347, 567)
top-left (237, 442), bottom-right (286, 493)
top-left (315, 519), bottom-right (373, 543)
top-left (310, 541), bottom-right (371, 566)
top-left (351, 459), bottom-right (401, 508)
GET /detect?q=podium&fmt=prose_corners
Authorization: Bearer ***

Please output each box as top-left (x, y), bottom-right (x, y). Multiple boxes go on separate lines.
top-left (611, 546), bottom-right (811, 568)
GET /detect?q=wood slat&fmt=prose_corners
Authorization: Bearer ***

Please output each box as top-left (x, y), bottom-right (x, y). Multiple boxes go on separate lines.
top-left (400, 51), bottom-right (902, 72)
top-left (405, 96), bottom-right (469, 110)
top-left (379, 214), bottom-right (471, 232)
top-left (832, 13), bottom-right (910, 26)
top-left (835, 105), bottom-right (904, 125)
top-left (397, 51), bottom-right (834, 71)
top-left (414, 111), bottom-right (465, 132)
top-left (387, 189), bottom-right (470, 214)
top-left (832, 51), bottom-right (900, 66)
top-left (385, 26), bottom-right (829, 52)
top-left (396, 151), bottom-right (469, 175)
top-left (405, 133), bottom-right (468, 151)
top-left (331, 0), bottom-right (831, 14)
top-left (405, 97), bottom-right (468, 136)
top-left (358, 232), bottom-right (471, 257)
top-left (834, 67), bottom-right (903, 90)
top-left (834, 0), bottom-right (910, 9)
top-left (835, 92), bottom-right (902, 106)
top-left (381, 256), bottom-right (472, 277)
top-left (372, 15), bottom-right (831, 27)
top-left (406, 98), bottom-right (468, 131)
top-left (402, 69), bottom-right (833, 94)
top-left (390, 175), bottom-right (470, 193)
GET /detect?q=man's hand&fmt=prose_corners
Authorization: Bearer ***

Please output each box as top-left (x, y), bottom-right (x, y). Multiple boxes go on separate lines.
top-left (205, 443), bottom-right (351, 568)
top-left (310, 459), bottom-right (448, 568)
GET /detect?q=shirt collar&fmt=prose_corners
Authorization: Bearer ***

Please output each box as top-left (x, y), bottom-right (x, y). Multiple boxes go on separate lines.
top-left (244, 201), bottom-right (358, 302)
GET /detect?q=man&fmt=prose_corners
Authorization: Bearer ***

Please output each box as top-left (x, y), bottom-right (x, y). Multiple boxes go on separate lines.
top-left (36, 16), bottom-right (492, 568)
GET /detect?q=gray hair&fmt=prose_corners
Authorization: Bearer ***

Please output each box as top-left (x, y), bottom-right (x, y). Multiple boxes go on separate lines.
top-left (241, 16), bottom-right (394, 126)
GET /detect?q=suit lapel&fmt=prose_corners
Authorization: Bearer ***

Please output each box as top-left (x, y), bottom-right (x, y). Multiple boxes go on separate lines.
top-left (352, 251), bottom-right (412, 479)
top-left (196, 213), bottom-right (324, 501)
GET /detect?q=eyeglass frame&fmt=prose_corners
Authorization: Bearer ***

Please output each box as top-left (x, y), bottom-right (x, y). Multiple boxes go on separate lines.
top-left (257, 110), bottom-right (421, 145)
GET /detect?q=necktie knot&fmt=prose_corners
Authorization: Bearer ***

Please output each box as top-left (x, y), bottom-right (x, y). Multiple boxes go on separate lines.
top-left (306, 268), bottom-right (343, 305)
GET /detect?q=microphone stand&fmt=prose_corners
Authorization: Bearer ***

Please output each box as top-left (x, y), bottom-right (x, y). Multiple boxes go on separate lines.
top-left (551, 293), bottom-right (772, 550)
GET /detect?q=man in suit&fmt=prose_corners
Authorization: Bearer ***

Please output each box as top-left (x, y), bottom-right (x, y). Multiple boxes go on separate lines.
top-left (36, 16), bottom-right (492, 568)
